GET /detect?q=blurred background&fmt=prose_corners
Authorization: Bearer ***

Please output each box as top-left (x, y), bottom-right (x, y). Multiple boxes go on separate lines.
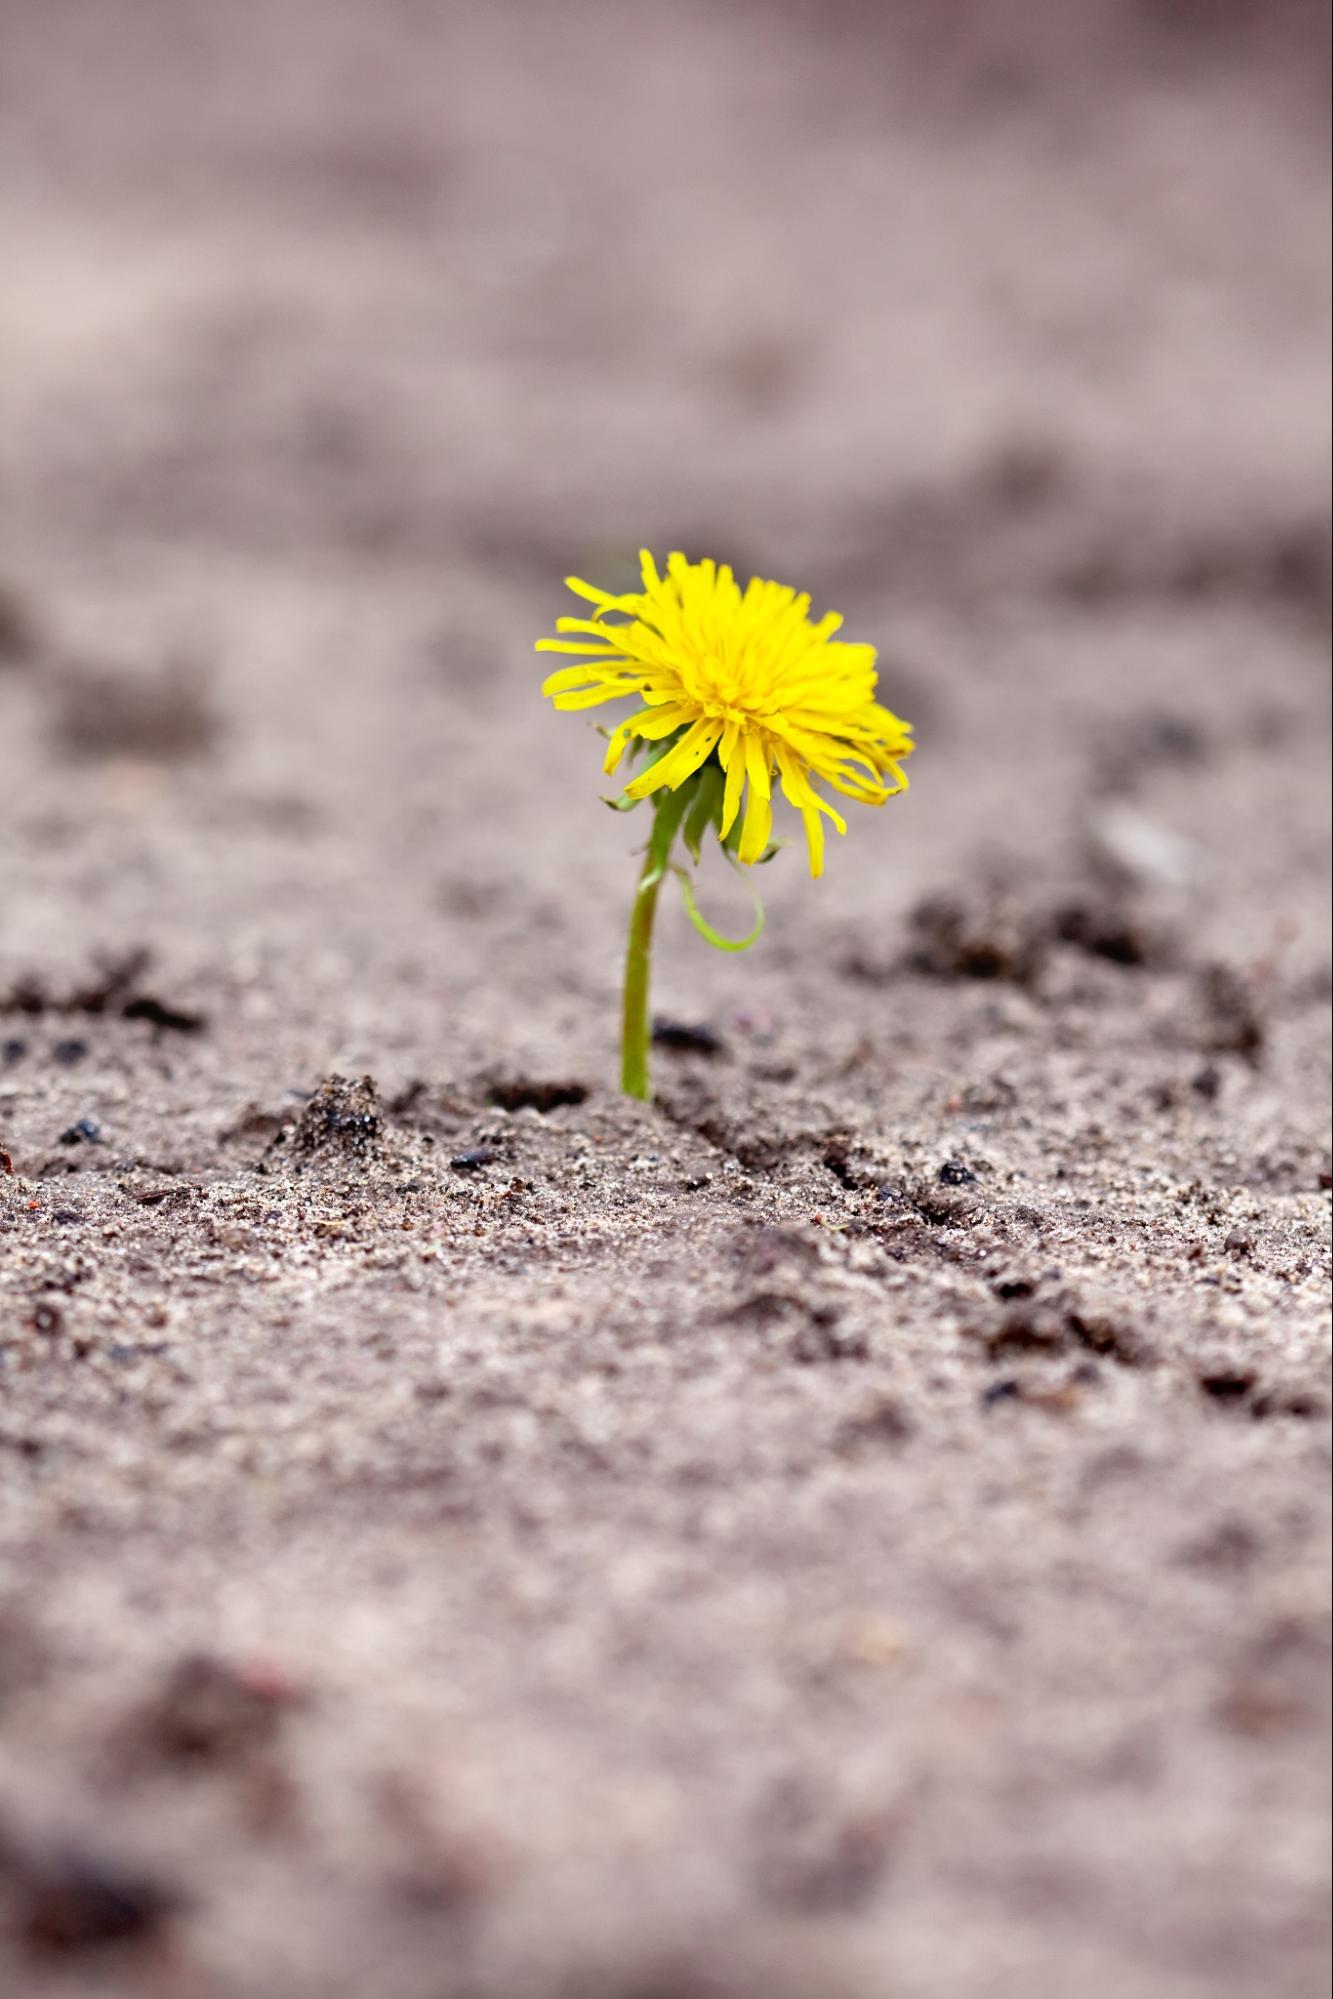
top-left (1, 0), bottom-right (1328, 1044)
top-left (2, 0), bottom-right (1328, 571)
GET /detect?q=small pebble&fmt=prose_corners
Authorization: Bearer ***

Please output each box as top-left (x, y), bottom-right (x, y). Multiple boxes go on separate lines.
top-left (652, 1017), bottom-right (726, 1056)
top-left (19, 1845), bottom-right (180, 1954)
top-left (982, 1379), bottom-right (1023, 1408)
top-left (58, 1118), bottom-right (101, 1146)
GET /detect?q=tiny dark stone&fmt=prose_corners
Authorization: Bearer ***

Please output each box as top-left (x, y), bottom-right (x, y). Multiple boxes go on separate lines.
top-left (1199, 1368), bottom-right (1256, 1403)
top-left (992, 1276), bottom-right (1037, 1301)
top-left (121, 995), bottom-right (206, 1033)
top-left (937, 1157), bottom-right (977, 1186)
top-left (1192, 1064), bottom-right (1223, 1100)
top-left (450, 1148), bottom-right (498, 1172)
top-left (1224, 1228), bottom-right (1255, 1257)
top-left (17, 1845), bottom-right (180, 1953)
top-left (2, 1038), bottom-right (27, 1066)
top-left (652, 1017), bottom-right (726, 1056)
top-left (50, 1209), bottom-right (83, 1225)
top-left (58, 1119), bottom-right (101, 1146)
top-left (1051, 898), bottom-right (1156, 968)
top-left (982, 1378), bottom-right (1023, 1407)
top-left (52, 1039), bottom-right (89, 1067)
top-left (6, 977), bottom-right (49, 1015)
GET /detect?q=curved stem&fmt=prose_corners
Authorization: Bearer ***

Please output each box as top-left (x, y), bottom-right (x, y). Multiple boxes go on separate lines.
top-left (620, 790), bottom-right (690, 1099)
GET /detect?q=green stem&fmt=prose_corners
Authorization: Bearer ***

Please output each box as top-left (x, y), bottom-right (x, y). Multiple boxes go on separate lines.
top-left (620, 789), bottom-right (691, 1099)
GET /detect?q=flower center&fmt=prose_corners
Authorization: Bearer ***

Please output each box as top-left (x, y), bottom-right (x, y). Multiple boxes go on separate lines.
top-left (692, 652), bottom-right (771, 728)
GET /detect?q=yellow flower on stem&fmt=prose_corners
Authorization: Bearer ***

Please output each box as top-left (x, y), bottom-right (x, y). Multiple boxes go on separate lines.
top-left (538, 550), bottom-right (912, 879)
top-left (535, 550), bottom-right (914, 1097)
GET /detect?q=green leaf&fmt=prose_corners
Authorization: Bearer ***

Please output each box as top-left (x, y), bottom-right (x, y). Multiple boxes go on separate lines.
top-left (671, 863), bottom-right (765, 954)
top-left (681, 766), bottom-right (723, 864)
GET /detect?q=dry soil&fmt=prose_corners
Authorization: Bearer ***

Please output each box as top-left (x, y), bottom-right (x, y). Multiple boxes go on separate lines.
top-left (1, 5), bottom-right (1330, 1997)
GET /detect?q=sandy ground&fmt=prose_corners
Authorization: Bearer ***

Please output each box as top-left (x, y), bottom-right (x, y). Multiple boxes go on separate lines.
top-left (1, 3), bottom-right (1330, 1995)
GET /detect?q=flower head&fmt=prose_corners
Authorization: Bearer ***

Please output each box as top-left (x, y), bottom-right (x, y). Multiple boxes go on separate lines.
top-left (536, 550), bottom-right (913, 877)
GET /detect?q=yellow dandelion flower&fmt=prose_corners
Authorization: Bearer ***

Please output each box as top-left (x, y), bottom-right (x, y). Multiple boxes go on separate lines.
top-left (536, 549), bottom-right (913, 879)
top-left (535, 550), bottom-right (915, 1098)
